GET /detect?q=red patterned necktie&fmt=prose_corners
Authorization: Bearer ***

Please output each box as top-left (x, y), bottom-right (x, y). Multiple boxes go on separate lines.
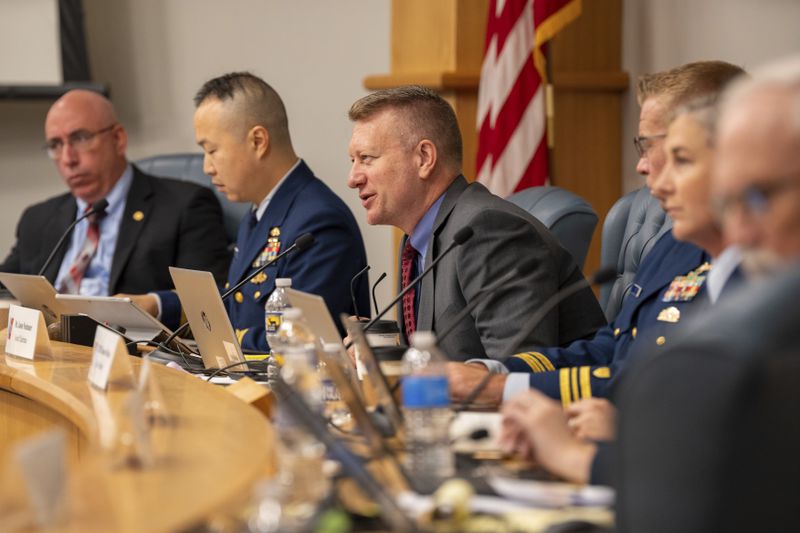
top-left (401, 240), bottom-right (418, 338)
top-left (58, 205), bottom-right (103, 294)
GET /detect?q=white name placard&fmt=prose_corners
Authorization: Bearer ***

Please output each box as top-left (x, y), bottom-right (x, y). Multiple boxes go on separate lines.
top-left (89, 325), bottom-right (133, 390)
top-left (5, 304), bottom-right (52, 360)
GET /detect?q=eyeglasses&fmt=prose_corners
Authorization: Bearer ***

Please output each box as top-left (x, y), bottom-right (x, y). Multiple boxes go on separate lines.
top-left (43, 124), bottom-right (118, 160)
top-left (714, 174), bottom-right (800, 218)
top-left (633, 134), bottom-right (667, 157)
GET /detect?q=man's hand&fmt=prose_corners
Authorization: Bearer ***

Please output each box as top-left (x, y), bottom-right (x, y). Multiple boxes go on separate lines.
top-left (447, 362), bottom-right (505, 407)
top-left (116, 293), bottom-right (158, 317)
top-left (499, 389), bottom-right (596, 484)
top-left (566, 398), bottom-right (617, 442)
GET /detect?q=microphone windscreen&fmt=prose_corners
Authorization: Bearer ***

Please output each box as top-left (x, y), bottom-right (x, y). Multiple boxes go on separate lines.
top-left (591, 266), bottom-right (618, 286)
top-left (453, 226), bottom-right (474, 245)
top-left (294, 233), bottom-right (315, 251)
top-left (93, 198), bottom-right (109, 215)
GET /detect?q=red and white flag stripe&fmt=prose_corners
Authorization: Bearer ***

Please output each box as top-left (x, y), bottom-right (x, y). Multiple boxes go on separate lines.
top-left (476, 0), bottom-right (581, 198)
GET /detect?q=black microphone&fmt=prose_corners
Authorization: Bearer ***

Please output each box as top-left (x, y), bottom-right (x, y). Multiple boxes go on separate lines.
top-left (38, 198), bottom-right (109, 277)
top-left (452, 266), bottom-right (617, 411)
top-left (350, 264), bottom-right (370, 319)
top-left (371, 272), bottom-right (387, 315)
top-left (358, 226), bottom-right (474, 336)
top-left (505, 265), bottom-right (617, 356)
top-left (161, 232), bottom-right (315, 347)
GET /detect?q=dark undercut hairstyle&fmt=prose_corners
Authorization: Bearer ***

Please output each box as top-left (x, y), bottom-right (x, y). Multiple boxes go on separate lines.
top-left (348, 85), bottom-right (463, 172)
top-left (194, 71), bottom-right (292, 147)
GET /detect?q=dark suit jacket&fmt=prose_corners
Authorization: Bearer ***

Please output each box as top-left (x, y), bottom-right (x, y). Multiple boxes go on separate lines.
top-left (0, 165), bottom-right (230, 293)
top-left (613, 265), bottom-right (800, 533)
top-left (221, 161), bottom-right (368, 352)
top-left (402, 176), bottom-right (606, 361)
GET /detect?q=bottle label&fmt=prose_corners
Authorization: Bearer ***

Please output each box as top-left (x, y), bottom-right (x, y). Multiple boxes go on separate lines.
top-left (402, 375), bottom-right (449, 408)
top-left (265, 311), bottom-right (283, 334)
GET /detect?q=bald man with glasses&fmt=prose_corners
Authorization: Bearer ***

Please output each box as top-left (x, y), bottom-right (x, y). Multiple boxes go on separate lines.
top-left (1, 90), bottom-right (229, 312)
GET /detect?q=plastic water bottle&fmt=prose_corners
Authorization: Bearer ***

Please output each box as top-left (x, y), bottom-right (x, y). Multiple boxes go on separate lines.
top-left (265, 278), bottom-right (292, 380)
top-left (268, 308), bottom-right (329, 523)
top-left (264, 277), bottom-right (292, 348)
top-left (402, 331), bottom-right (455, 492)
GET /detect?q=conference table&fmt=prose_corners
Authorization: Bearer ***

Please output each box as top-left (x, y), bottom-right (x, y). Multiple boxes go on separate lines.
top-left (0, 338), bottom-right (275, 532)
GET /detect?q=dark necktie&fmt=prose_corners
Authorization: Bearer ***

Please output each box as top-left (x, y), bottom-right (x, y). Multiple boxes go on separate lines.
top-left (401, 240), bottom-right (418, 338)
top-left (58, 205), bottom-right (103, 294)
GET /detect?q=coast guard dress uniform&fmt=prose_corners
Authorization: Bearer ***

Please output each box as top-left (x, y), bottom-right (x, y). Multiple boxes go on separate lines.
top-left (224, 160), bottom-right (369, 352)
top-left (505, 231), bottom-right (711, 405)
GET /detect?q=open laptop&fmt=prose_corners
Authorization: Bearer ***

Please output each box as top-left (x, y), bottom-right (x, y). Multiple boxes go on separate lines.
top-left (169, 267), bottom-right (247, 372)
top-left (55, 294), bottom-right (173, 342)
top-left (0, 273), bottom-right (67, 325)
top-left (285, 288), bottom-right (344, 346)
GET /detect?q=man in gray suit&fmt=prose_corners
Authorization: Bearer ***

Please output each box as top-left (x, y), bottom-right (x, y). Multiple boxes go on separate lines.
top-left (347, 86), bottom-right (605, 361)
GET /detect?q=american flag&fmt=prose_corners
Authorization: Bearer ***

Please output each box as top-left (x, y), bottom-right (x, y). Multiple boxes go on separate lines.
top-left (476, 0), bottom-right (581, 197)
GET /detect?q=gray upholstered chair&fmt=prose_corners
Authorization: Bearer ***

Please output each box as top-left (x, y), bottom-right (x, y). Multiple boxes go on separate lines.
top-left (599, 186), bottom-right (671, 320)
top-left (508, 185), bottom-right (598, 270)
top-left (135, 153), bottom-right (248, 245)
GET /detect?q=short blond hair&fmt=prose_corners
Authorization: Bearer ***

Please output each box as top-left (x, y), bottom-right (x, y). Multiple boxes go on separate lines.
top-left (636, 60), bottom-right (746, 109)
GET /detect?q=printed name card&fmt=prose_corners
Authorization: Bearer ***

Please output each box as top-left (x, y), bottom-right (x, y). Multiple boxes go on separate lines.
top-left (89, 325), bottom-right (133, 390)
top-left (5, 304), bottom-right (52, 359)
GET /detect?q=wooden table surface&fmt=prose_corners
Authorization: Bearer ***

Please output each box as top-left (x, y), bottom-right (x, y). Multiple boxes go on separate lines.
top-left (0, 339), bottom-right (275, 532)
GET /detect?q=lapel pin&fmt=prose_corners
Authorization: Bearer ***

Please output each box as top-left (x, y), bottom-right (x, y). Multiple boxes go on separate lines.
top-left (132, 210), bottom-right (145, 222)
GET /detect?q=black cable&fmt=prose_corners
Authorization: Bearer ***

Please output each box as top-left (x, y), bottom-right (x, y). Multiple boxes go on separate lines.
top-left (204, 359), bottom-right (263, 381)
top-left (125, 338), bottom-right (197, 368)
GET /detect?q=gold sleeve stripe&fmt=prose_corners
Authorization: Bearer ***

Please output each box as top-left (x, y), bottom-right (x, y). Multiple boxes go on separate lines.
top-left (513, 352), bottom-right (546, 373)
top-left (530, 351), bottom-right (556, 372)
top-left (571, 367), bottom-right (579, 403)
top-left (235, 328), bottom-right (248, 345)
top-left (579, 366), bottom-right (592, 399)
top-left (559, 368), bottom-right (571, 408)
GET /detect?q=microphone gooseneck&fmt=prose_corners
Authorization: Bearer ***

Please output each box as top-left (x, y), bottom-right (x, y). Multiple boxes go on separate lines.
top-left (38, 198), bottom-right (110, 277)
top-left (371, 272), bottom-right (387, 315)
top-left (345, 227), bottom-right (475, 348)
top-left (350, 264), bottom-right (370, 319)
top-left (505, 265), bottom-right (618, 362)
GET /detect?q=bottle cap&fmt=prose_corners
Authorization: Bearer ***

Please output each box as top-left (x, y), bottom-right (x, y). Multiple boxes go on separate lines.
top-left (275, 278), bottom-right (292, 287)
top-left (410, 331), bottom-right (437, 349)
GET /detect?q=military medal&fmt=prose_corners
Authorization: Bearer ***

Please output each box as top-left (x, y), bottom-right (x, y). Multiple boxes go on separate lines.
top-left (252, 227), bottom-right (282, 268)
top-left (662, 262), bottom-right (711, 302)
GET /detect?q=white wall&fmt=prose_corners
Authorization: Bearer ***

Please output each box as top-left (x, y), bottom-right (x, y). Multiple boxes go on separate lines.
top-left (0, 0), bottom-right (395, 307)
top-left (621, 0), bottom-right (800, 192)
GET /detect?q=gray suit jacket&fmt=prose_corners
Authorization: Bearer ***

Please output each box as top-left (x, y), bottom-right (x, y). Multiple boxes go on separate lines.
top-left (402, 176), bottom-right (606, 361)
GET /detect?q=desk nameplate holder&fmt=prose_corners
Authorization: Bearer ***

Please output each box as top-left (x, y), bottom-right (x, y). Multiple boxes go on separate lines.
top-left (89, 325), bottom-right (134, 391)
top-left (5, 304), bottom-right (52, 360)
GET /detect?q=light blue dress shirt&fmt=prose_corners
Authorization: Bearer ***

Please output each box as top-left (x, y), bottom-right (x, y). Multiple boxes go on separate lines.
top-left (55, 164), bottom-right (134, 295)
